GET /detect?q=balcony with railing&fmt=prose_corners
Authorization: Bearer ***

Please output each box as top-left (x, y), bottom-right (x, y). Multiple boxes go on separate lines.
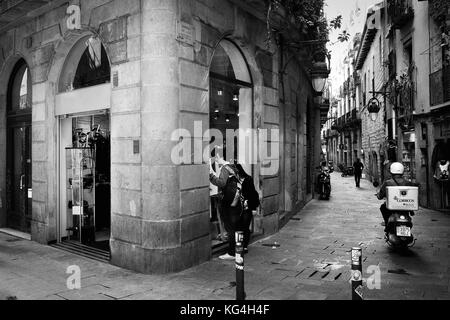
top-left (387, 0), bottom-right (414, 29)
top-left (344, 109), bottom-right (362, 130)
top-left (430, 66), bottom-right (450, 107)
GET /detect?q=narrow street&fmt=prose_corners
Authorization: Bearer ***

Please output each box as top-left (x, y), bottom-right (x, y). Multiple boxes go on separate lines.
top-left (1, 172), bottom-right (450, 300)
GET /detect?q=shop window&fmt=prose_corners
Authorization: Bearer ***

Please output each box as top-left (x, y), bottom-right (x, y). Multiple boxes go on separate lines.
top-left (73, 43), bottom-right (110, 89)
top-left (64, 113), bottom-right (111, 250)
top-left (7, 59), bottom-right (32, 114)
top-left (209, 40), bottom-right (253, 166)
top-left (59, 36), bottom-right (110, 92)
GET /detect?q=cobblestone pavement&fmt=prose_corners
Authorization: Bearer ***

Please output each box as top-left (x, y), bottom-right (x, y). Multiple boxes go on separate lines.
top-left (1, 173), bottom-right (450, 300)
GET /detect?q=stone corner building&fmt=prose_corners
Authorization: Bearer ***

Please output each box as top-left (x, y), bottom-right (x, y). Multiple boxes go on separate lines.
top-left (0, 0), bottom-right (324, 273)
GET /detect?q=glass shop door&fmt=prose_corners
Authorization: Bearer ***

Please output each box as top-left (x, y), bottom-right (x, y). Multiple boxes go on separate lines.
top-left (60, 113), bottom-right (111, 251)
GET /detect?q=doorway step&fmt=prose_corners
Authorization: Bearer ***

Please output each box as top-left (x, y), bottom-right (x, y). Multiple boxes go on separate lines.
top-left (51, 240), bottom-right (110, 263)
top-left (0, 228), bottom-right (31, 241)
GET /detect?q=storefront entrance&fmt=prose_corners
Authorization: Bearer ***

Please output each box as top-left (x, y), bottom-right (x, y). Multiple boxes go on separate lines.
top-left (208, 39), bottom-right (254, 251)
top-left (59, 113), bottom-right (111, 252)
top-left (54, 35), bottom-right (112, 257)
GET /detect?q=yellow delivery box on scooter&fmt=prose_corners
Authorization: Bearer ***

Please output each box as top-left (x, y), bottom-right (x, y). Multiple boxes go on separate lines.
top-left (386, 186), bottom-right (419, 211)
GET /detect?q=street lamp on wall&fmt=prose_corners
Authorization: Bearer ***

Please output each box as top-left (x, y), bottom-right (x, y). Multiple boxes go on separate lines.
top-left (311, 61), bottom-right (330, 96)
top-left (367, 97), bottom-right (381, 121)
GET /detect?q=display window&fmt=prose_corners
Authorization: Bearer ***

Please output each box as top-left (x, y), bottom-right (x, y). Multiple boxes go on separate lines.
top-left (63, 114), bottom-right (111, 251)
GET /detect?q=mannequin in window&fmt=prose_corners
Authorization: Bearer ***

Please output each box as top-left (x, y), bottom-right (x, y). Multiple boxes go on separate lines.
top-left (434, 160), bottom-right (450, 182)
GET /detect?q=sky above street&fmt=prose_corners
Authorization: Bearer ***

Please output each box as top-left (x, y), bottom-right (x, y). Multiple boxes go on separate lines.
top-left (324, 0), bottom-right (382, 96)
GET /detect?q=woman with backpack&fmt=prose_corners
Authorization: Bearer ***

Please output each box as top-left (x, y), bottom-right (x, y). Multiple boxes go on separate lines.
top-left (209, 148), bottom-right (244, 260)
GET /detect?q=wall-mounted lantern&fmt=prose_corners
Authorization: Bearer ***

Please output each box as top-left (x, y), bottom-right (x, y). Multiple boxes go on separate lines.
top-left (367, 97), bottom-right (381, 121)
top-left (311, 61), bottom-right (330, 96)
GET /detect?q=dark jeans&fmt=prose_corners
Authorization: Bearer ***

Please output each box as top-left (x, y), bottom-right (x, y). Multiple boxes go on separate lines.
top-left (221, 203), bottom-right (253, 255)
top-left (221, 203), bottom-right (243, 256)
top-left (380, 203), bottom-right (391, 226)
top-left (354, 172), bottom-right (362, 187)
top-left (241, 209), bottom-right (253, 249)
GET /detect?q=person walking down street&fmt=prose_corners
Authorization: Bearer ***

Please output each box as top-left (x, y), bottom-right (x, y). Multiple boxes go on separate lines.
top-left (353, 158), bottom-right (364, 188)
top-left (209, 147), bottom-right (243, 260)
top-left (235, 164), bottom-right (260, 254)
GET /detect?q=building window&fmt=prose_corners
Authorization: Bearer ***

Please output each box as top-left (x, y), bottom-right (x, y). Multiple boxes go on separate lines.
top-left (59, 36), bottom-right (111, 92)
top-left (209, 40), bottom-right (253, 169)
top-left (73, 43), bottom-right (110, 90)
top-left (7, 59), bottom-right (32, 113)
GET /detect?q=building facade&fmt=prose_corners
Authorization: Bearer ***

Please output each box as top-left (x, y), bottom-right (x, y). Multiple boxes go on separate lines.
top-left (355, 2), bottom-right (388, 186)
top-left (0, 0), bottom-right (325, 273)
top-left (324, 34), bottom-right (362, 172)
top-left (339, 0), bottom-right (450, 210)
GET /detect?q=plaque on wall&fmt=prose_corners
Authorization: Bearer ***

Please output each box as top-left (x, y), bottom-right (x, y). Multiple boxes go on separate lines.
top-left (177, 21), bottom-right (194, 46)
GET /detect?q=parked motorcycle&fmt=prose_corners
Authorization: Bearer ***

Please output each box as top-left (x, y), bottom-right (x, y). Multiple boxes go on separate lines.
top-left (318, 167), bottom-right (331, 200)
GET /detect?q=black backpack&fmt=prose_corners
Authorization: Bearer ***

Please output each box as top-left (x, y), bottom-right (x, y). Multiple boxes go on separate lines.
top-left (221, 165), bottom-right (243, 208)
top-left (242, 176), bottom-right (260, 210)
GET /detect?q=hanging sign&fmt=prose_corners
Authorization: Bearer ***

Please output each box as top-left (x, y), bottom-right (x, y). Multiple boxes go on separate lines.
top-left (72, 206), bottom-right (82, 216)
top-left (67, 5), bottom-right (81, 30)
top-left (28, 189), bottom-right (32, 199)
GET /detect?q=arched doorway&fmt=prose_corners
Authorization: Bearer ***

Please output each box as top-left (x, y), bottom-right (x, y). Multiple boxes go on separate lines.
top-left (6, 59), bottom-right (32, 234)
top-left (57, 35), bottom-right (112, 253)
top-left (209, 39), bottom-right (253, 247)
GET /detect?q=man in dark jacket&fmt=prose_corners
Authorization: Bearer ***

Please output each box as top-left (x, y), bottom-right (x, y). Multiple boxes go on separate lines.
top-left (236, 164), bottom-right (260, 253)
top-left (353, 158), bottom-right (364, 188)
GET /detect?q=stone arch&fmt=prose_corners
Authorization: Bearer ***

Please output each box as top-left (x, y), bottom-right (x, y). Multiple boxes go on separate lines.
top-left (209, 34), bottom-right (265, 123)
top-left (47, 31), bottom-right (112, 92)
top-left (0, 53), bottom-right (33, 108)
top-left (208, 37), bottom-right (258, 170)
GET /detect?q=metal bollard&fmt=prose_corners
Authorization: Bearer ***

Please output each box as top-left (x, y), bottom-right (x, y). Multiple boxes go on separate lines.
top-left (351, 247), bottom-right (363, 300)
top-left (235, 231), bottom-right (245, 300)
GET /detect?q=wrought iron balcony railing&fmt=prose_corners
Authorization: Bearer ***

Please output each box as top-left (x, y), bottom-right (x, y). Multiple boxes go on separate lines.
top-left (387, 0), bottom-right (414, 29)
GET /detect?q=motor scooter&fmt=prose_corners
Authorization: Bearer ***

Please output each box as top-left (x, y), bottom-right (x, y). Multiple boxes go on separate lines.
top-left (318, 167), bottom-right (331, 200)
top-left (378, 186), bottom-right (418, 250)
top-left (385, 211), bottom-right (415, 249)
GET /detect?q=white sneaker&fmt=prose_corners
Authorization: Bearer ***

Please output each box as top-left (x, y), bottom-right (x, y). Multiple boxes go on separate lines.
top-left (219, 253), bottom-right (235, 260)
